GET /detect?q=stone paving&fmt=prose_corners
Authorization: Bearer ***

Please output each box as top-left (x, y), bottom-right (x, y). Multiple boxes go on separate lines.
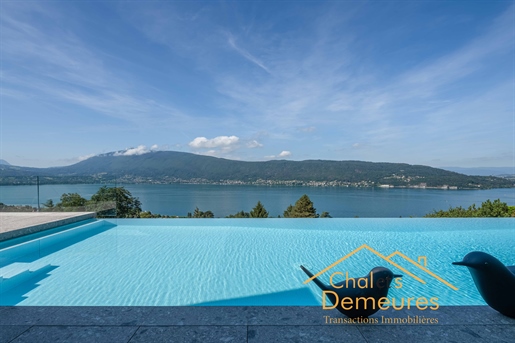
top-left (0, 213), bottom-right (96, 242)
top-left (0, 306), bottom-right (514, 342)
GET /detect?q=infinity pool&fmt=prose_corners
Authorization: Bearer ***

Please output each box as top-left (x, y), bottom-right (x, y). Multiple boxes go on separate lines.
top-left (0, 218), bottom-right (513, 306)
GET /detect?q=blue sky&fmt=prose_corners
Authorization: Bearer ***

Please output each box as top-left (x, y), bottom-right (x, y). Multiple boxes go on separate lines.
top-left (0, 1), bottom-right (513, 168)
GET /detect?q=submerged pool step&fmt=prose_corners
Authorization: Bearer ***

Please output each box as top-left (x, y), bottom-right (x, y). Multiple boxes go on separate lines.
top-left (0, 263), bottom-right (55, 294)
top-left (0, 261), bottom-right (51, 278)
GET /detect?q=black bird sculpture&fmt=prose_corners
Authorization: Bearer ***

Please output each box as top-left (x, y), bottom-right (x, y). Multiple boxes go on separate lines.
top-left (301, 265), bottom-right (402, 318)
top-left (453, 251), bottom-right (515, 318)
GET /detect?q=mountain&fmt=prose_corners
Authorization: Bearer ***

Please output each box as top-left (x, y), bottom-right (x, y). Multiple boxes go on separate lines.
top-left (0, 159), bottom-right (10, 166)
top-left (1, 151), bottom-right (513, 189)
top-left (442, 167), bottom-right (515, 176)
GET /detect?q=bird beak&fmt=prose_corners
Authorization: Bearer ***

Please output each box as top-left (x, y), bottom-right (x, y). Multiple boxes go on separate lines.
top-left (393, 274), bottom-right (402, 278)
top-left (452, 261), bottom-right (468, 266)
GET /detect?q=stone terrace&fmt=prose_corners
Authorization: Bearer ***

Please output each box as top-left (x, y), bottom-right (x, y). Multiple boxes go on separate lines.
top-left (0, 213), bottom-right (95, 242)
top-left (1, 306), bottom-right (514, 343)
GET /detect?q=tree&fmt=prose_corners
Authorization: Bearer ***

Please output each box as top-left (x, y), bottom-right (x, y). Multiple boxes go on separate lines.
top-left (424, 199), bottom-right (511, 218)
top-left (226, 210), bottom-right (250, 218)
top-left (283, 194), bottom-right (318, 218)
top-left (42, 199), bottom-right (54, 208)
top-left (250, 201), bottom-right (269, 218)
top-left (139, 211), bottom-right (153, 218)
top-left (477, 199), bottom-right (510, 217)
top-left (89, 186), bottom-right (142, 218)
top-left (283, 204), bottom-right (294, 218)
top-left (293, 194), bottom-right (318, 217)
top-left (203, 210), bottom-right (214, 218)
top-left (192, 207), bottom-right (214, 218)
top-left (57, 193), bottom-right (87, 208)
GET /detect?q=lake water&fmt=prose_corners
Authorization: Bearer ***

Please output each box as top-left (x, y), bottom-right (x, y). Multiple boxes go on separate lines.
top-left (0, 184), bottom-right (514, 217)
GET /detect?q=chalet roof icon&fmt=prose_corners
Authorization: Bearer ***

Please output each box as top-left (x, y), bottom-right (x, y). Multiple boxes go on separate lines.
top-left (303, 244), bottom-right (458, 291)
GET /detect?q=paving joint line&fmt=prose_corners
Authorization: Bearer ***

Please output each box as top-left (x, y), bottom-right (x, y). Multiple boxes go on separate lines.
top-left (7, 324), bottom-right (33, 343)
top-left (126, 325), bottom-right (140, 343)
top-left (355, 324), bottom-right (371, 343)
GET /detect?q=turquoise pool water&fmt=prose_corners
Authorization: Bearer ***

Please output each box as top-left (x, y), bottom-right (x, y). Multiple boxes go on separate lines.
top-left (0, 218), bottom-right (513, 306)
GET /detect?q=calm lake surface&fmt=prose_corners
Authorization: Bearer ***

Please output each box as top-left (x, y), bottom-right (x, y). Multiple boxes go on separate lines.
top-left (1, 184), bottom-right (514, 217)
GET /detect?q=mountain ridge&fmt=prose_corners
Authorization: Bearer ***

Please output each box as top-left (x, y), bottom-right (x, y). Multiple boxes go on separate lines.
top-left (0, 151), bottom-right (513, 189)
top-left (441, 166), bottom-right (515, 176)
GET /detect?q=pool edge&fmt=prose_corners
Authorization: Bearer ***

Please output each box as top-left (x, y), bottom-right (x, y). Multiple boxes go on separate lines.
top-left (0, 212), bottom-right (97, 242)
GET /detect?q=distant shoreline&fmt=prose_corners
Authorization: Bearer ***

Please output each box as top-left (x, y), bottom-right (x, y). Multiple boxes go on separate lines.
top-left (0, 179), bottom-right (513, 190)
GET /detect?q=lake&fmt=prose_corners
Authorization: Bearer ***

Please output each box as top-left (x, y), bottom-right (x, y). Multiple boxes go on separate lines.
top-left (0, 183), bottom-right (514, 217)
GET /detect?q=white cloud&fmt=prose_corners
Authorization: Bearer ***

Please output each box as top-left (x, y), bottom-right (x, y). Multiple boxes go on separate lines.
top-left (189, 135), bottom-right (240, 149)
top-left (194, 150), bottom-right (218, 157)
top-left (247, 140), bottom-right (263, 148)
top-left (265, 150), bottom-right (292, 159)
top-left (114, 144), bottom-right (160, 156)
top-left (78, 153), bottom-right (95, 161)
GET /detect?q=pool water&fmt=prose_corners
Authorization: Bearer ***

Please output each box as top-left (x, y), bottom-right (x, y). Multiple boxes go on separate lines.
top-left (0, 218), bottom-right (513, 306)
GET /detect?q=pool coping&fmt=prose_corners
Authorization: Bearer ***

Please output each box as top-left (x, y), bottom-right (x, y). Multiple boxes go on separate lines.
top-left (1, 306), bottom-right (514, 342)
top-left (0, 212), bottom-right (96, 242)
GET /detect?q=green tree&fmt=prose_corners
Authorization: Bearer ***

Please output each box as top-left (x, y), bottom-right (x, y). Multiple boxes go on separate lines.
top-left (477, 199), bottom-right (510, 217)
top-left (250, 201), bottom-right (269, 218)
top-left (89, 186), bottom-right (142, 218)
top-left (139, 211), bottom-right (153, 218)
top-left (425, 199), bottom-right (511, 218)
top-left (203, 210), bottom-right (214, 218)
top-left (226, 210), bottom-right (250, 218)
top-left (283, 194), bottom-right (318, 218)
top-left (42, 199), bottom-right (54, 208)
top-left (57, 193), bottom-right (87, 208)
top-left (192, 207), bottom-right (214, 218)
top-left (283, 204), bottom-right (294, 218)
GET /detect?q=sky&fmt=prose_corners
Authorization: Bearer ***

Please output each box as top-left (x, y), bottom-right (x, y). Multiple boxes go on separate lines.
top-left (0, 1), bottom-right (514, 168)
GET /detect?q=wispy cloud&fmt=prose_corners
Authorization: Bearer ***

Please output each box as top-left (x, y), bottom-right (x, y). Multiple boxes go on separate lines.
top-left (0, 3), bottom-right (189, 126)
top-left (2, 2), bottom-right (512, 167)
top-left (247, 140), bottom-right (263, 148)
top-left (396, 4), bottom-right (514, 97)
top-left (218, 3), bottom-right (513, 163)
top-left (227, 34), bottom-right (271, 74)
